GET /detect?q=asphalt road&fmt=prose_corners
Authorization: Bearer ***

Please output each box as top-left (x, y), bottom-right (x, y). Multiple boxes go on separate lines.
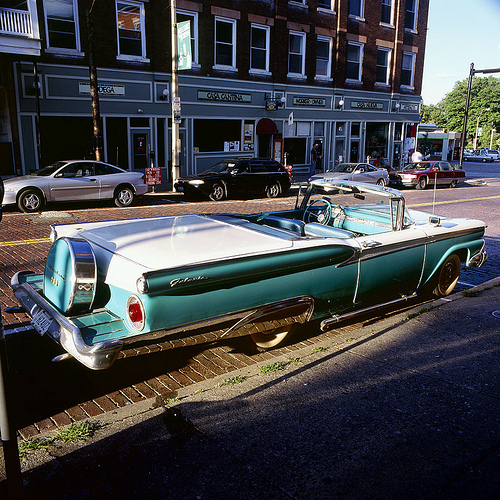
top-left (0, 172), bottom-right (499, 498)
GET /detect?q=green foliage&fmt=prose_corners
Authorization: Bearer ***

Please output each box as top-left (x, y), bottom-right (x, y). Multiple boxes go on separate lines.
top-left (424, 76), bottom-right (500, 149)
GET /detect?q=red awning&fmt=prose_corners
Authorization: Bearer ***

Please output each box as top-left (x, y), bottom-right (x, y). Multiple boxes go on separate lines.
top-left (256, 118), bottom-right (278, 135)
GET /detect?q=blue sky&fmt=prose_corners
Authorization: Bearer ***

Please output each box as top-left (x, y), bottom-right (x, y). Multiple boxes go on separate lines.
top-left (421, 0), bottom-right (500, 105)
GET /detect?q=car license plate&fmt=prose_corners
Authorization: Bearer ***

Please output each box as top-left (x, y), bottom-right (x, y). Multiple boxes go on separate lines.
top-left (31, 307), bottom-right (53, 336)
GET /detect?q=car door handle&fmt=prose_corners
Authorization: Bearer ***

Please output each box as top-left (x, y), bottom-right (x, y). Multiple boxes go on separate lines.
top-left (89, 178), bottom-right (98, 182)
top-left (361, 240), bottom-right (381, 248)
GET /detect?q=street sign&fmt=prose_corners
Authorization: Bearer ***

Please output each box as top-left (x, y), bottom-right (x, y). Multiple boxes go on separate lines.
top-left (145, 166), bottom-right (161, 185)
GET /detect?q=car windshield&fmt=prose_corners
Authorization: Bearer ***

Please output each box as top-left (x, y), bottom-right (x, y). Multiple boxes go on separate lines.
top-left (31, 161), bottom-right (68, 176)
top-left (206, 161), bottom-right (237, 173)
top-left (402, 163), bottom-right (429, 171)
top-left (326, 163), bottom-right (355, 173)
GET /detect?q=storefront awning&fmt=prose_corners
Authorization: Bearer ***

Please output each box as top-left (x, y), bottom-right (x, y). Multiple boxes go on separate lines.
top-left (256, 118), bottom-right (278, 135)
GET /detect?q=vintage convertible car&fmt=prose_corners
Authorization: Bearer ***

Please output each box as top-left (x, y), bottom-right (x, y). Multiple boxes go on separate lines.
top-left (11, 180), bottom-right (487, 370)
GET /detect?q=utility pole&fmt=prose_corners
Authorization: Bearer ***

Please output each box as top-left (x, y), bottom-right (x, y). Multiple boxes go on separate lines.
top-left (86, 6), bottom-right (103, 161)
top-left (170, 0), bottom-right (180, 188)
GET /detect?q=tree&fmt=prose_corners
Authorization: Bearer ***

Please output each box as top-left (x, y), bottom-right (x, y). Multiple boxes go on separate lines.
top-left (425, 76), bottom-right (500, 149)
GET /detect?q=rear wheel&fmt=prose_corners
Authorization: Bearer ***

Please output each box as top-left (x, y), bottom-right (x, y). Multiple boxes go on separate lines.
top-left (114, 186), bottom-right (134, 207)
top-left (250, 324), bottom-right (294, 350)
top-left (209, 182), bottom-right (225, 201)
top-left (17, 189), bottom-right (44, 213)
top-left (266, 181), bottom-right (281, 198)
top-left (415, 176), bottom-right (428, 190)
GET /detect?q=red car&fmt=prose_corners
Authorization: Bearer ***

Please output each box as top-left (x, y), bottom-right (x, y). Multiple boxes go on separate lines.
top-left (389, 161), bottom-right (466, 190)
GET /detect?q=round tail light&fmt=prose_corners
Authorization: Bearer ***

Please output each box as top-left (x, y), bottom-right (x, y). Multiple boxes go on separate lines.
top-left (127, 295), bottom-right (145, 331)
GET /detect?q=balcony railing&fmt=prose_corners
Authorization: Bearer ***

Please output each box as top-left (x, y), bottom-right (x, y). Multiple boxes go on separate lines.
top-left (0, 8), bottom-right (33, 38)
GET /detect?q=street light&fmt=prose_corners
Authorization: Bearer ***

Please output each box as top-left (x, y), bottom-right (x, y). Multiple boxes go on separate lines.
top-left (473, 107), bottom-right (490, 150)
top-left (490, 128), bottom-right (497, 149)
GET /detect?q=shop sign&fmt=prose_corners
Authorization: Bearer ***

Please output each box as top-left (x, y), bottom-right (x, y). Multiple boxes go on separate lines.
top-left (198, 91), bottom-right (251, 103)
top-left (79, 83), bottom-right (125, 96)
top-left (350, 101), bottom-right (384, 110)
top-left (293, 96), bottom-right (326, 107)
top-left (400, 103), bottom-right (419, 113)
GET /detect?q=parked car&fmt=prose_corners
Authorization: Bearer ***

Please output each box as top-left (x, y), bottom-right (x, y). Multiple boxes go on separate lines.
top-left (463, 150), bottom-right (494, 162)
top-left (479, 148), bottom-right (500, 160)
top-left (389, 161), bottom-right (466, 189)
top-left (0, 176), bottom-right (3, 222)
top-left (310, 163), bottom-right (389, 186)
top-left (174, 157), bottom-right (290, 201)
top-left (2, 160), bottom-right (148, 213)
top-left (11, 179), bottom-right (487, 369)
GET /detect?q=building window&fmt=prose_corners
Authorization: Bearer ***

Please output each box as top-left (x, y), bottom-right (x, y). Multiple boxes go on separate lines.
top-left (288, 31), bottom-right (306, 77)
top-left (214, 17), bottom-right (236, 70)
top-left (381, 0), bottom-right (393, 25)
top-left (401, 52), bottom-right (415, 87)
top-left (250, 24), bottom-right (270, 73)
top-left (177, 10), bottom-right (198, 65)
top-left (318, 0), bottom-right (333, 10)
top-left (346, 42), bottom-right (363, 81)
top-left (116, 0), bottom-right (146, 59)
top-left (44, 0), bottom-right (80, 51)
top-left (316, 36), bottom-right (332, 79)
top-left (349, 0), bottom-right (364, 18)
top-left (405, 0), bottom-right (418, 31)
top-left (376, 47), bottom-right (391, 84)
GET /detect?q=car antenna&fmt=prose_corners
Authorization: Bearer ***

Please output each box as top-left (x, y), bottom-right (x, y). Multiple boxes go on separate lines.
top-left (432, 170), bottom-right (438, 215)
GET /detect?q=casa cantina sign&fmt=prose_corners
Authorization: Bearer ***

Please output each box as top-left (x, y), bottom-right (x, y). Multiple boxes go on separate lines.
top-left (198, 90), bottom-right (251, 103)
top-left (350, 100), bottom-right (384, 110)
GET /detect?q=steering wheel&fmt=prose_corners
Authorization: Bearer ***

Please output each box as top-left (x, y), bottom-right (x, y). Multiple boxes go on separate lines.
top-left (303, 198), bottom-right (334, 225)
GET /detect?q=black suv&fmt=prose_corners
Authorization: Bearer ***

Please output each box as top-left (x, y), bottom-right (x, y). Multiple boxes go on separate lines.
top-left (175, 158), bottom-right (291, 201)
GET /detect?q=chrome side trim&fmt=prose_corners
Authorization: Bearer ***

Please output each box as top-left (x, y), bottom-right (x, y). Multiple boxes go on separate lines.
top-left (320, 293), bottom-right (418, 331)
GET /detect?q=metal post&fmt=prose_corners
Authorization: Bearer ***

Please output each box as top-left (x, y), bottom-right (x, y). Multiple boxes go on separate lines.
top-left (0, 318), bottom-right (23, 499)
top-left (86, 8), bottom-right (103, 162)
top-left (459, 63), bottom-right (474, 166)
top-left (33, 62), bottom-right (42, 169)
top-left (171, 0), bottom-right (180, 189)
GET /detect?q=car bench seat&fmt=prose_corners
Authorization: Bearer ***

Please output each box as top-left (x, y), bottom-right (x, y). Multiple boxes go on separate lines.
top-left (260, 215), bottom-right (306, 236)
top-left (304, 223), bottom-right (354, 239)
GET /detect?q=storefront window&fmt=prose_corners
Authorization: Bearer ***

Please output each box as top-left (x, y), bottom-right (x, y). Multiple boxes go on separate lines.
top-left (194, 119), bottom-right (241, 152)
top-left (366, 122), bottom-right (388, 159)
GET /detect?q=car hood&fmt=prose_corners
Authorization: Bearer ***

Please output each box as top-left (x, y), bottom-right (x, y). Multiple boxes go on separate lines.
top-left (3, 174), bottom-right (44, 186)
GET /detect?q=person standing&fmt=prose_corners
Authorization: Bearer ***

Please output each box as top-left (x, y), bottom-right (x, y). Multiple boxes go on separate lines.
top-left (310, 142), bottom-right (318, 177)
top-left (412, 149), bottom-right (423, 162)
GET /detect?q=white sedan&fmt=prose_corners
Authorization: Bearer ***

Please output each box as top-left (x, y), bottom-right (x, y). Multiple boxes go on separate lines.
top-left (310, 163), bottom-right (389, 186)
top-left (2, 160), bottom-right (148, 212)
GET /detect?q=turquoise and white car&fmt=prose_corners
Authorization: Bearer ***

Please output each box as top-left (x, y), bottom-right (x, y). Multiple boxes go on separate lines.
top-left (11, 180), bottom-right (487, 370)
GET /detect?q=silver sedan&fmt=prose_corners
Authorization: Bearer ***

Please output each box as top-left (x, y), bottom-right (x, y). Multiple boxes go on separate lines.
top-left (2, 160), bottom-right (148, 213)
top-left (310, 163), bottom-right (389, 186)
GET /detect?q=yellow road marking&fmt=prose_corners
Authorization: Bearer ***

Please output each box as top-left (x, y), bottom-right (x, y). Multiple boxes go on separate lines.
top-left (408, 195), bottom-right (500, 207)
top-left (0, 195), bottom-right (497, 247)
top-left (0, 238), bottom-right (51, 247)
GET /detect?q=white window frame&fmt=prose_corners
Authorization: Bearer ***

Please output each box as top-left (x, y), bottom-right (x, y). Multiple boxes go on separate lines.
top-left (214, 16), bottom-right (237, 71)
top-left (348, 0), bottom-right (364, 19)
top-left (318, 0), bottom-right (334, 11)
top-left (315, 35), bottom-right (333, 81)
top-left (381, 0), bottom-right (393, 26)
top-left (401, 52), bottom-right (416, 88)
top-left (405, 0), bottom-right (418, 31)
top-left (289, 0), bottom-right (306, 5)
top-left (177, 9), bottom-right (199, 66)
top-left (44, 0), bottom-right (82, 54)
top-left (376, 47), bottom-right (391, 85)
top-left (116, 0), bottom-right (148, 62)
top-left (250, 23), bottom-right (270, 75)
top-left (288, 31), bottom-right (306, 78)
top-left (346, 41), bottom-right (363, 82)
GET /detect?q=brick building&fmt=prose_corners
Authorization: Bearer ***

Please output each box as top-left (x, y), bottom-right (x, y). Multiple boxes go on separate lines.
top-left (0, 0), bottom-right (429, 177)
